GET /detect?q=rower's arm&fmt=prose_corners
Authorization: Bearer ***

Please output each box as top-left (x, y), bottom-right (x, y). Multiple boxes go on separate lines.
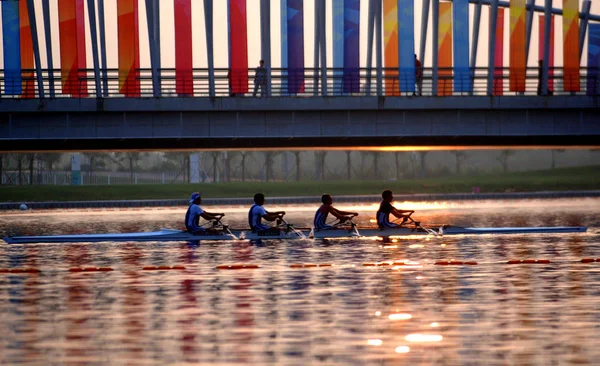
top-left (200, 211), bottom-right (225, 221)
top-left (330, 207), bottom-right (358, 219)
top-left (391, 208), bottom-right (414, 219)
top-left (263, 211), bottom-right (285, 221)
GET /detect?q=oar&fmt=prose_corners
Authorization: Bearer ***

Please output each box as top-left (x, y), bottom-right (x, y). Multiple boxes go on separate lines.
top-left (277, 215), bottom-right (305, 238)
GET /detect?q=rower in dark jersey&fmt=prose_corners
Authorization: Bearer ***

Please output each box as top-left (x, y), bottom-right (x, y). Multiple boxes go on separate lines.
top-left (376, 190), bottom-right (414, 229)
top-left (313, 194), bottom-right (358, 231)
top-left (185, 192), bottom-right (225, 234)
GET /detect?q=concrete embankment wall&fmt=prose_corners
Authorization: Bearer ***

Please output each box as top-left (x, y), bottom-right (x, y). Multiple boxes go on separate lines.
top-left (1, 191), bottom-right (599, 210)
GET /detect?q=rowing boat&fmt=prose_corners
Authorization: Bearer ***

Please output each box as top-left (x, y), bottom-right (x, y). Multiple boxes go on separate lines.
top-left (2, 225), bottom-right (587, 244)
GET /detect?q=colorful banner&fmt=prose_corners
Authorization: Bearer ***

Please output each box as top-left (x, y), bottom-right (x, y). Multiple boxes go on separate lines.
top-left (280, 0), bottom-right (288, 95)
top-left (117, 0), bottom-right (140, 97)
top-left (538, 15), bottom-right (555, 92)
top-left (332, 0), bottom-right (344, 94)
top-left (175, 0), bottom-right (193, 96)
top-left (228, 0), bottom-right (249, 94)
top-left (562, 0), bottom-right (580, 91)
top-left (19, 0), bottom-right (35, 98)
top-left (493, 8), bottom-right (505, 95)
top-left (343, 0), bottom-right (360, 93)
top-left (438, 2), bottom-right (452, 96)
top-left (587, 24), bottom-right (600, 96)
top-left (58, 0), bottom-right (88, 97)
top-left (398, 0), bottom-right (415, 93)
top-left (509, 0), bottom-right (526, 92)
top-left (452, 0), bottom-right (470, 92)
top-left (383, 0), bottom-right (399, 95)
top-left (2, 0), bottom-right (22, 95)
top-left (286, 0), bottom-right (304, 93)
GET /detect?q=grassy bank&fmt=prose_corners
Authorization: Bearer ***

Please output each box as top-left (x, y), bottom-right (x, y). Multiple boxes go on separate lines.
top-left (1, 165), bottom-right (599, 202)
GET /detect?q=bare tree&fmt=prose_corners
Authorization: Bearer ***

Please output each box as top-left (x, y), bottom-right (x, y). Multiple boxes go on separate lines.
top-left (12, 154), bottom-right (25, 185)
top-left (39, 153), bottom-right (63, 173)
top-left (239, 152), bottom-right (251, 182)
top-left (496, 150), bottom-right (516, 173)
top-left (113, 152), bottom-right (147, 183)
top-left (394, 152), bottom-right (403, 180)
top-left (550, 149), bottom-right (565, 169)
top-left (418, 151), bottom-right (429, 177)
top-left (314, 151), bottom-right (328, 181)
top-left (264, 151), bottom-right (280, 182)
top-left (209, 152), bottom-right (220, 182)
top-left (294, 151), bottom-right (303, 181)
top-left (452, 151), bottom-right (467, 174)
top-left (346, 151), bottom-right (352, 180)
top-left (26, 153), bottom-right (36, 185)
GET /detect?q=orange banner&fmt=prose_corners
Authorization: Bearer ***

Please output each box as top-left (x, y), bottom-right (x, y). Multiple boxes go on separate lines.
top-left (117, 0), bottom-right (140, 97)
top-left (19, 0), bottom-right (35, 98)
top-left (58, 0), bottom-right (88, 97)
top-left (493, 8), bottom-right (505, 95)
top-left (562, 0), bottom-right (580, 91)
top-left (438, 2), bottom-right (452, 96)
top-left (383, 0), bottom-right (399, 96)
top-left (509, 0), bottom-right (526, 92)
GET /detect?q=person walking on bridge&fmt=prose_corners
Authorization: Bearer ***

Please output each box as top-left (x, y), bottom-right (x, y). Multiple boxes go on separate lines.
top-left (253, 60), bottom-right (267, 97)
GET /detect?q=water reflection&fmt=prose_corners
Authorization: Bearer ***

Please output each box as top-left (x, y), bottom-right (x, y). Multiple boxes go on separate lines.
top-left (0, 198), bottom-right (599, 364)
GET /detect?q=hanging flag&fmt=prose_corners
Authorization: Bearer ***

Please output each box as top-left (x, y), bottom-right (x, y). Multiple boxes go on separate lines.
top-left (280, 0), bottom-right (288, 95)
top-left (175, 0), bottom-right (193, 96)
top-left (493, 8), bottom-right (505, 95)
top-left (562, 0), bottom-right (580, 91)
top-left (438, 2), bottom-right (452, 96)
top-left (286, 0), bottom-right (304, 94)
top-left (343, 0), bottom-right (360, 93)
top-left (509, 0), bottom-right (526, 92)
top-left (58, 0), bottom-right (88, 97)
top-left (383, 0), bottom-right (399, 95)
top-left (587, 24), bottom-right (600, 96)
top-left (2, 0), bottom-right (21, 95)
top-left (19, 0), bottom-right (35, 98)
top-left (398, 0), bottom-right (415, 93)
top-left (228, 0), bottom-right (249, 94)
top-left (117, 0), bottom-right (140, 97)
top-left (538, 15), bottom-right (555, 93)
top-left (453, 0), bottom-right (470, 92)
top-left (332, 0), bottom-right (344, 94)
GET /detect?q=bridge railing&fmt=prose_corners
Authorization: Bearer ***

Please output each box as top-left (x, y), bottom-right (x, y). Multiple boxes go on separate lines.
top-left (0, 67), bottom-right (597, 99)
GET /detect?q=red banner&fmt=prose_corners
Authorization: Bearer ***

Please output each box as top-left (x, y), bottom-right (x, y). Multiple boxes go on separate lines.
top-left (538, 15), bottom-right (555, 92)
top-left (117, 0), bottom-right (140, 97)
top-left (175, 0), bottom-right (193, 96)
top-left (19, 0), bottom-right (35, 98)
top-left (493, 9), bottom-right (505, 95)
top-left (58, 0), bottom-right (88, 97)
top-left (228, 0), bottom-right (248, 94)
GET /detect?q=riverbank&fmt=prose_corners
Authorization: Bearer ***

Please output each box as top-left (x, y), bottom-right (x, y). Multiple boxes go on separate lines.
top-left (1, 166), bottom-right (599, 209)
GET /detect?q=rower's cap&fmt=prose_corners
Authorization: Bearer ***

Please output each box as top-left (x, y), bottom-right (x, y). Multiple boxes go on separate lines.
top-left (189, 192), bottom-right (201, 203)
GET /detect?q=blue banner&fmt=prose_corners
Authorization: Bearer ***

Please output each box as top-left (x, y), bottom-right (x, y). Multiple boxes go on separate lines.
top-left (453, 0), bottom-right (471, 92)
top-left (280, 0), bottom-right (288, 95)
top-left (333, 0), bottom-right (344, 94)
top-left (287, 0), bottom-right (304, 94)
top-left (2, 0), bottom-right (22, 95)
top-left (398, 0), bottom-right (415, 92)
top-left (343, 0), bottom-right (360, 93)
top-left (588, 24), bottom-right (600, 96)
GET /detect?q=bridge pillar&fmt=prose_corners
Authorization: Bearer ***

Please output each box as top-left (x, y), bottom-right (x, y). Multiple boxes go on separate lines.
top-left (190, 153), bottom-right (200, 183)
top-left (71, 154), bottom-right (82, 186)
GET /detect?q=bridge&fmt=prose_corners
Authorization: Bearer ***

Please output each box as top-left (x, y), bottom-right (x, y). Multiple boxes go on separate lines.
top-left (0, 0), bottom-right (599, 152)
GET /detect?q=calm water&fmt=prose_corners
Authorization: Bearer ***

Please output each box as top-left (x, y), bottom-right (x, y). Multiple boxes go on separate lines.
top-left (0, 198), bottom-right (599, 365)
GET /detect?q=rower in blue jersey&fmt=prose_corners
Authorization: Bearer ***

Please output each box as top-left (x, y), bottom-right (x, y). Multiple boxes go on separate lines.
top-left (376, 190), bottom-right (414, 229)
top-left (248, 193), bottom-right (286, 232)
top-left (313, 194), bottom-right (359, 231)
top-left (185, 192), bottom-right (225, 234)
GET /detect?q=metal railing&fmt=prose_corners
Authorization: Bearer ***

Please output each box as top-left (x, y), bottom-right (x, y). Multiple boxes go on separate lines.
top-left (1, 171), bottom-right (189, 186)
top-left (0, 67), bottom-right (598, 99)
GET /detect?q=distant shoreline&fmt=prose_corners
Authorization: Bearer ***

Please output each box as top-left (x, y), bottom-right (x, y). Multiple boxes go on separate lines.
top-left (1, 191), bottom-right (599, 210)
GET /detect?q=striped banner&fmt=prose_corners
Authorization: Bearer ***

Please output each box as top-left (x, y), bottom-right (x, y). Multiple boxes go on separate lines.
top-left (383, 0), bottom-right (399, 95)
top-left (117, 0), bottom-right (140, 97)
top-left (286, 0), bottom-right (304, 94)
top-left (175, 0), bottom-right (193, 96)
top-left (332, 0), bottom-right (344, 94)
top-left (538, 15), bottom-right (555, 92)
top-left (343, 0), bottom-right (360, 93)
top-left (588, 24), bottom-right (600, 96)
top-left (493, 8), bottom-right (505, 95)
top-left (562, 0), bottom-right (580, 91)
top-left (1, 0), bottom-right (21, 95)
top-left (280, 0), bottom-right (288, 95)
top-left (58, 0), bottom-right (88, 97)
top-left (509, 0), bottom-right (526, 92)
top-left (398, 0), bottom-right (415, 93)
top-left (452, 0), bottom-right (470, 92)
top-left (438, 2), bottom-right (452, 96)
top-left (228, 0), bottom-right (248, 94)
top-left (19, 0), bottom-right (35, 98)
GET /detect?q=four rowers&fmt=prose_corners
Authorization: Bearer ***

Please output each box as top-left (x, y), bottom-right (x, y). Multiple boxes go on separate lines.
top-left (185, 190), bottom-right (412, 232)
